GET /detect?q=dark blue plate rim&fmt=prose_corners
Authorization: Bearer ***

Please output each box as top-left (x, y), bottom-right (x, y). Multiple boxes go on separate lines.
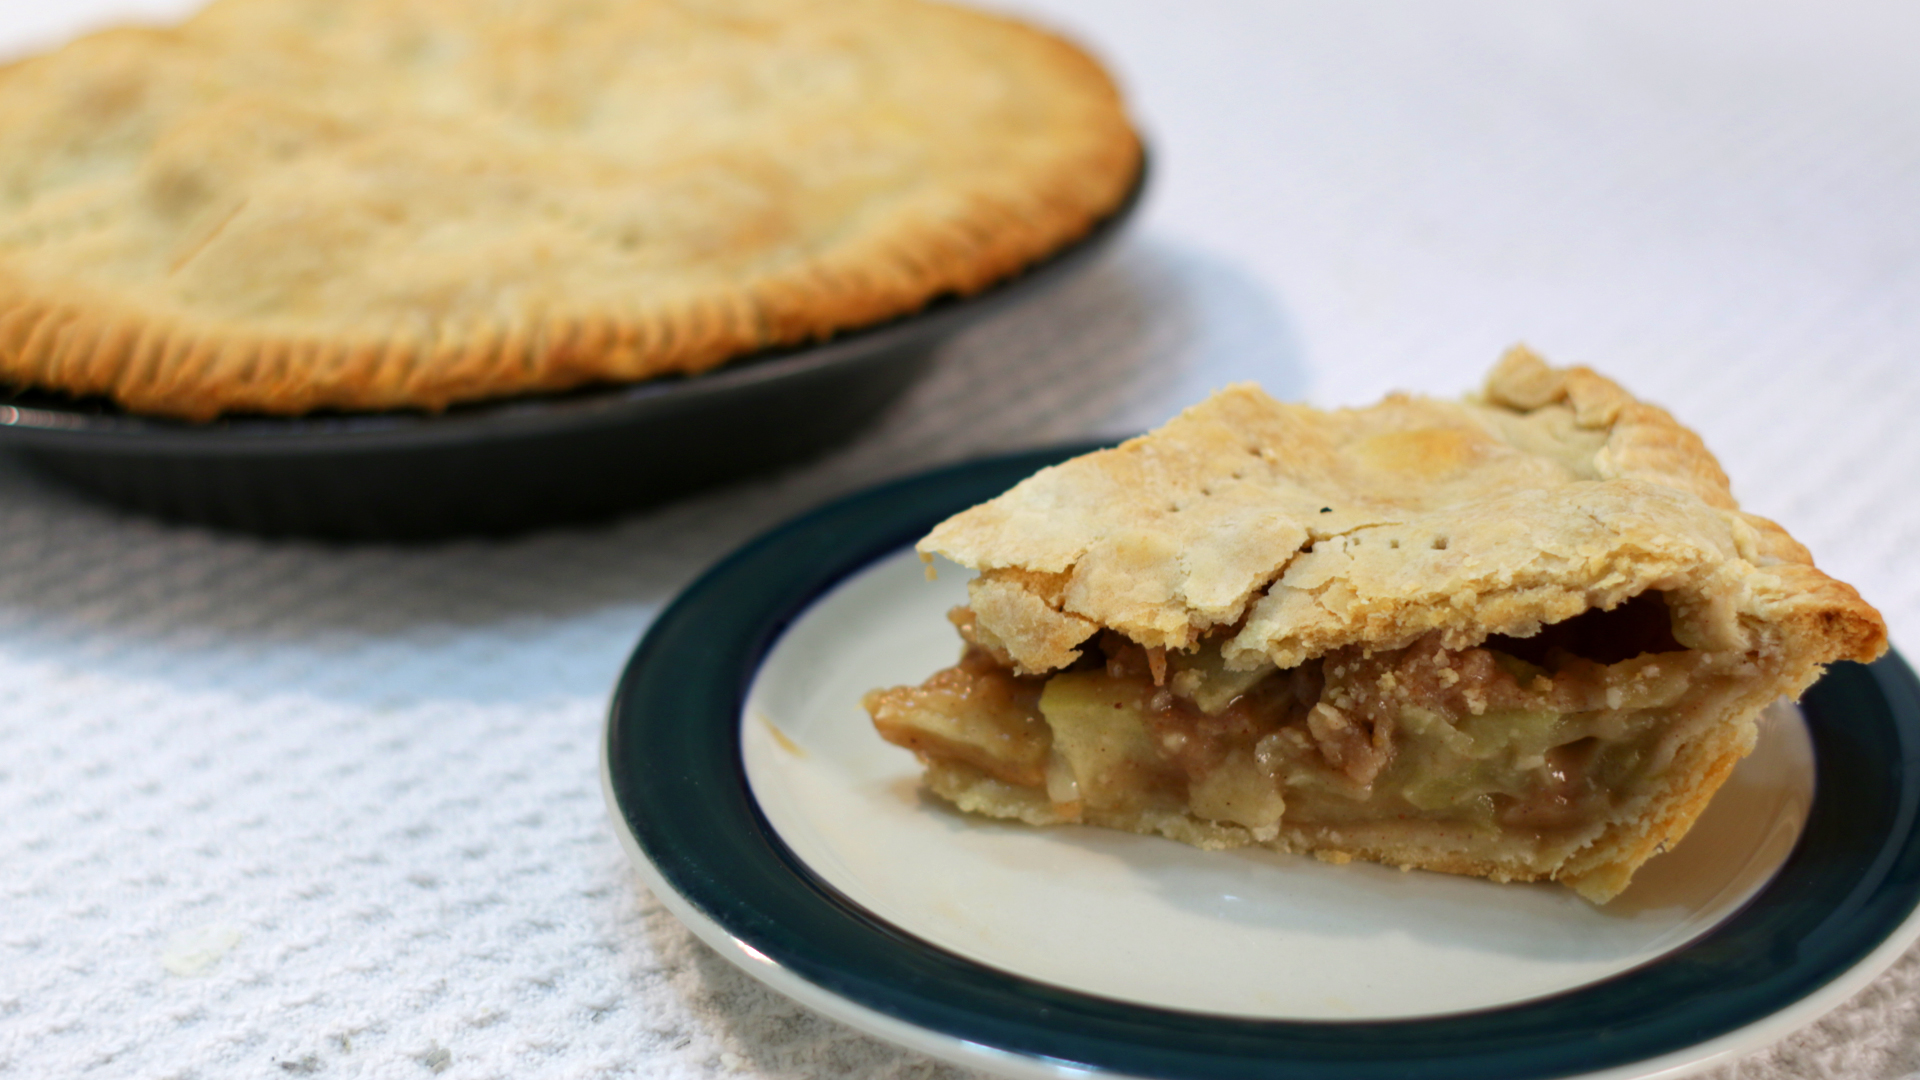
top-left (605, 444), bottom-right (1920, 1080)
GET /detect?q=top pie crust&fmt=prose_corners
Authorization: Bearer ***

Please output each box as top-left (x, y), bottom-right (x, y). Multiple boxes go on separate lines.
top-left (0, 0), bottom-right (1140, 418)
top-left (922, 348), bottom-right (1884, 681)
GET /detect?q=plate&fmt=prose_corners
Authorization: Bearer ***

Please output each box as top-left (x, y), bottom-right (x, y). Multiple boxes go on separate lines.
top-left (743, 553), bottom-right (1813, 1021)
top-left (0, 168), bottom-right (1144, 541)
top-left (603, 445), bottom-right (1920, 1080)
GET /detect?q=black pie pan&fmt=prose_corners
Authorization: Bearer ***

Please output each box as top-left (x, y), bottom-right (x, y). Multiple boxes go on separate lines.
top-left (0, 164), bottom-right (1144, 541)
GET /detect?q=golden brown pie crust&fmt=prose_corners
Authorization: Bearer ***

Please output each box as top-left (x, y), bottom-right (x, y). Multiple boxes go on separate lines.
top-left (0, 0), bottom-right (1141, 419)
top-left (899, 349), bottom-right (1886, 901)
top-left (924, 348), bottom-right (1881, 677)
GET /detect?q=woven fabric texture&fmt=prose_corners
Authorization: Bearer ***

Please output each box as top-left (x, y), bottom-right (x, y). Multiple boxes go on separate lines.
top-left (5, 2), bottom-right (1920, 1078)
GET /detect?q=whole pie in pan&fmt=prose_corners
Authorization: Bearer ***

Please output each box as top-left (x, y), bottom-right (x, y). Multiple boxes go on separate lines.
top-left (865, 349), bottom-right (1886, 902)
top-left (0, 0), bottom-right (1139, 419)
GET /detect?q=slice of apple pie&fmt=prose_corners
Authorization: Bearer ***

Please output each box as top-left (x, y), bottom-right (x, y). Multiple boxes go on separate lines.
top-left (864, 348), bottom-right (1886, 902)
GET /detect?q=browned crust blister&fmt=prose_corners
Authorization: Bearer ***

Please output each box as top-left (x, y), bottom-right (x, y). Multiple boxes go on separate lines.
top-left (918, 350), bottom-right (1887, 900)
top-left (0, 0), bottom-right (1141, 419)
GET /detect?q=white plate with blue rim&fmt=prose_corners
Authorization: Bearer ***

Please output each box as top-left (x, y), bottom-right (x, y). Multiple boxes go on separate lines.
top-left (603, 444), bottom-right (1920, 1080)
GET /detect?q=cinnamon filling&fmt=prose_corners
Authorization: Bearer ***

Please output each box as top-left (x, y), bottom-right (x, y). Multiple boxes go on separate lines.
top-left (865, 593), bottom-right (1705, 850)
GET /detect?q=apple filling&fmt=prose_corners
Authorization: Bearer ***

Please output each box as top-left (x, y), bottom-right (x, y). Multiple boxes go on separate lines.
top-left (866, 592), bottom-right (1758, 876)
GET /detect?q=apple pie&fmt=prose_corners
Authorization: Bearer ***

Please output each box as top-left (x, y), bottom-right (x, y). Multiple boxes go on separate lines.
top-left (865, 348), bottom-right (1886, 902)
top-left (0, 0), bottom-right (1139, 419)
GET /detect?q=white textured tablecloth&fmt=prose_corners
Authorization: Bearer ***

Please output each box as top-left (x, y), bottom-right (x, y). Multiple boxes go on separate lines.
top-left (5, 2), bottom-right (1920, 1077)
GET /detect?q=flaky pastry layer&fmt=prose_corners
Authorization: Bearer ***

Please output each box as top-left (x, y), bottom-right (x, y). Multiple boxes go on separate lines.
top-left (922, 348), bottom-right (1882, 679)
top-left (0, 0), bottom-right (1140, 418)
